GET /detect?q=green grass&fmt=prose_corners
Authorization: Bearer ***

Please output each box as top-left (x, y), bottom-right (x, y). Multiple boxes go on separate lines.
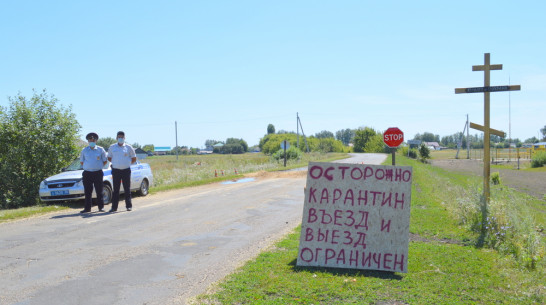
top-left (146, 152), bottom-right (348, 190)
top-left (0, 204), bottom-right (75, 223)
top-left (196, 154), bottom-right (545, 305)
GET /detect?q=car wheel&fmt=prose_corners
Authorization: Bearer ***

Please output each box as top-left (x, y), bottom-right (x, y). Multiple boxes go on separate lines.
top-left (137, 179), bottom-right (149, 196)
top-left (102, 184), bottom-right (112, 204)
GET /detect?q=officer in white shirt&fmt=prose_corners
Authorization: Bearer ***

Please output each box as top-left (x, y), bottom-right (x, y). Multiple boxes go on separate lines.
top-left (80, 132), bottom-right (108, 213)
top-left (107, 131), bottom-right (137, 212)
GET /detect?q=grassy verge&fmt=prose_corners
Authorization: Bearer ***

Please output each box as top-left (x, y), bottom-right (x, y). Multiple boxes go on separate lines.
top-left (146, 152), bottom-right (348, 190)
top-left (0, 152), bottom-right (349, 223)
top-left (0, 204), bottom-right (77, 222)
top-left (196, 155), bottom-right (545, 304)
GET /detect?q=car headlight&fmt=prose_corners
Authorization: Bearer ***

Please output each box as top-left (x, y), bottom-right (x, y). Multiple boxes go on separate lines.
top-left (75, 180), bottom-right (83, 187)
top-left (40, 181), bottom-right (46, 189)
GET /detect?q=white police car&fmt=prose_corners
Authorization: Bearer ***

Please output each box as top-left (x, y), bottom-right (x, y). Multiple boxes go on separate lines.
top-left (39, 159), bottom-right (153, 204)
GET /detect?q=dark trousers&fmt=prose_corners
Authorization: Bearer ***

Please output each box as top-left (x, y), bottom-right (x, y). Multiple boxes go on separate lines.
top-left (83, 170), bottom-right (104, 211)
top-left (111, 168), bottom-right (132, 210)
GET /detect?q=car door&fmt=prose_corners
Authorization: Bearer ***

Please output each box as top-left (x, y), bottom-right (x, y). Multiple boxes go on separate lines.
top-left (130, 161), bottom-right (144, 190)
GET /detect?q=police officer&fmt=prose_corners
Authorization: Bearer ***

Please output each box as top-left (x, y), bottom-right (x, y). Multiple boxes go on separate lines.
top-left (108, 131), bottom-right (137, 212)
top-left (80, 132), bottom-right (108, 213)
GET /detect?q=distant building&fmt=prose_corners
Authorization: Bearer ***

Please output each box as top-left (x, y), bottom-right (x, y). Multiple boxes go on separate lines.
top-left (532, 142), bottom-right (546, 151)
top-left (135, 148), bottom-right (148, 160)
top-left (197, 146), bottom-right (214, 154)
top-left (424, 142), bottom-right (441, 151)
top-left (154, 146), bottom-right (171, 156)
top-left (212, 143), bottom-right (224, 153)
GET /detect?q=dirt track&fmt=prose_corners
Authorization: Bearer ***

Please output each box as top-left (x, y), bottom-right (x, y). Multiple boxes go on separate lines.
top-left (431, 159), bottom-right (546, 204)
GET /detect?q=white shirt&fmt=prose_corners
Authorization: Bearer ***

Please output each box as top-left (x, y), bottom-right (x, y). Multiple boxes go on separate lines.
top-left (80, 146), bottom-right (107, 171)
top-left (108, 143), bottom-right (136, 169)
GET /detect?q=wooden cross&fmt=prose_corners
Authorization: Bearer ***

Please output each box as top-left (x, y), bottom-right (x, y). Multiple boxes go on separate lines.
top-left (455, 53), bottom-right (520, 204)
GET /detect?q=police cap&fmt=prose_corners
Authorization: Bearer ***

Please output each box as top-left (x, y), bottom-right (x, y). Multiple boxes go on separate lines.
top-left (86, 132), bottom-right (99, 140)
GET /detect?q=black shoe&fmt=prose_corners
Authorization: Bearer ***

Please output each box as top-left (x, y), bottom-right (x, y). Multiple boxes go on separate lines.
top-left (80, 209), bottom-right (91, 214)
top-left (127, 207), bottom-right (132, 211)
top-left (98, 208), bottom-right (105, 212)
top-left (108, 209), bottom-right (117, 213)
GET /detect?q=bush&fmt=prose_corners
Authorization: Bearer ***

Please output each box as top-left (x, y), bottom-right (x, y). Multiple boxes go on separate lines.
top-left (399, 146), bottom-right (418, 159)
top-left (491, 172), bottom-right (501, 185)
top-left (272, 146), bottom-right (302, 161)
top-left (530, 151), bottom-right (546, 168)
top-left (418, 143), bottom-right (431, 162)
top-left (259, 133), bottom-right (347, 155)
top-left (0, 90), bottom-right (81, 209)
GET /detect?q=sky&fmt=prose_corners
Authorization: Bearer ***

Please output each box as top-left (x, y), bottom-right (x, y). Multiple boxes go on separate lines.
top-left (1, 1), bottom-right (545, 148)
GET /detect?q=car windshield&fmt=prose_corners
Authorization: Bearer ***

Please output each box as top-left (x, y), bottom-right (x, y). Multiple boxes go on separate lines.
top-left (64, 159), bottom-right (110, 171)
top-left (65, 159), bottom-right (83, 171)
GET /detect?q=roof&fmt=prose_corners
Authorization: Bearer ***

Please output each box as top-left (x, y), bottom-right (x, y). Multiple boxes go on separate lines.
top-left (424, 142), bottom-right (440, 147)
top-left (154, 146), bottom-right (172, 152)
top-left (135, 148), bottom-right (147, 154)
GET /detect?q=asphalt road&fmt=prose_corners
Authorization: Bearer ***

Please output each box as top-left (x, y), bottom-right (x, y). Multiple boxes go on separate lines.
top-left (0, 153), bottom-right (386, 305)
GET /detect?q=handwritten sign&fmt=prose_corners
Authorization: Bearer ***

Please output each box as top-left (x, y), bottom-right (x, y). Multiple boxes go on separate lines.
top-left (297, 162), bottom-right (413, 273)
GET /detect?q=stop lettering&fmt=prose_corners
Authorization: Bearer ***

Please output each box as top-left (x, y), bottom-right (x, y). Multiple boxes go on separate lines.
top-left (384, 127), bottom-right (404, 148)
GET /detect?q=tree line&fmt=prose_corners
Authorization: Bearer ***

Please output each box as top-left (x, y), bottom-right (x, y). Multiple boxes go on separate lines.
top-left (414, 130), bottom-right (546, 149)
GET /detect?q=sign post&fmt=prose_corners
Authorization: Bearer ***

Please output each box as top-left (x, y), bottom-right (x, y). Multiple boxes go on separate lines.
top-left (455, 53), bottom-right (520, 206)
top-left (384, 127), bottom-right (404, 165)
top-left (281, 140), bottom-right (290, 167)
top-left (407, 140), bottom-right (421, 157)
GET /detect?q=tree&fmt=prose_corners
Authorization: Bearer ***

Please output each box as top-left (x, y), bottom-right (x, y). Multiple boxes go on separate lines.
top-left (525, 137), bottom-right (539, 144)
top-left (276, 129), bottom-right (294, 134)
top-left (259, 133), bottom-right (298, 155)
top-left (132, 142), bottom-right (141, 149)
top-left (142, 144), bottom-right (154, 152)
top-left (314, 138), bottom-right (345, 152)
top-left (314, 130), bottom-right (334, 139)
top-left (267, 124), bottom-right (275, 135)
top-left (204, 139), bottom-right (221, 148)
top-left (541, 125), bottom-right (546, 141)
top-left (414, 132), bottom-right (439, 143)
top-left (217, 138), bottom-right (248, 154)
top-left (97, 137), bottom-right (116, 149)
top-left (0, 90), bottom-right (81, 209)
top-left (353, 127), bottom-right (384, 153)
top-left (335, 128), bottom-right (355, 145)
top-left (419, 143), bottom-right (431, 162)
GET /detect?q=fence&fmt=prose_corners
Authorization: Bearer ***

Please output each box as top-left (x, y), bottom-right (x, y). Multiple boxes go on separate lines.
top-left (462, 147), bottom-right (535, 161)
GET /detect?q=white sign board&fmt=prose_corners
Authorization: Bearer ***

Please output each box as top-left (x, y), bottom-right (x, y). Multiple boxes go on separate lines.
top-left (297, 162), bottom-right (413, 273)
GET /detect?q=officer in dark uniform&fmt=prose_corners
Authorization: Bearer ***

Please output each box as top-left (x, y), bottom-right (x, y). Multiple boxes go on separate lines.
top-left (80, 132), bottom-right (108, 213)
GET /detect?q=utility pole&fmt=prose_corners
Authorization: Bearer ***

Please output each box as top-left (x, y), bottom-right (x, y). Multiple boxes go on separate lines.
top-left (297, 114), bottom-right (310, 153)
top-left (175, 121), bottom-right (179, 161)
top-left (297, 112), bottom-right (300, 149)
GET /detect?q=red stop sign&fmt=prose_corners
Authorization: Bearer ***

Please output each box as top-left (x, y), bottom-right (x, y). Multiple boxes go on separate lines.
top-left (384, 127), bottom-right (404, 148)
